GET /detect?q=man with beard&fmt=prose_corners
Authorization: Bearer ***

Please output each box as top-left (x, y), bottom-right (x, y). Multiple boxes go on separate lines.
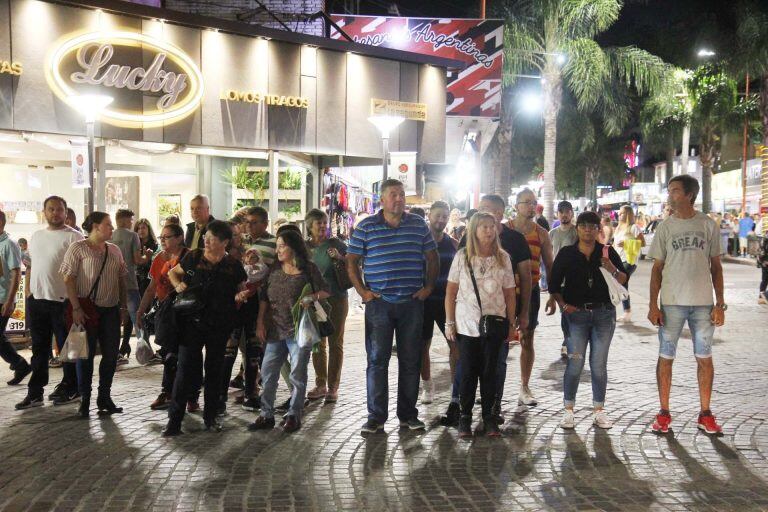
top-left (16, 196), bottom-right (84, 409)
top-left (511, 189), bottom-right (554, 408)
top-left (548, 201), bottom-right (578, 358)
top-left (419, 201), bottom-right (458, 405)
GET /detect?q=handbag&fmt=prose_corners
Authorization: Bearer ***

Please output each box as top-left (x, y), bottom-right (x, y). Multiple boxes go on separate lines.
top-left (329, 240), bottom-right (353, 290)
top-left (171, 250), bottom-right (207, 315)
top-left (467, 257), bottom-right (509, 340)
top-left (66, 245), bottom-right (108, 330)
top-left (306, 269), bottom-right (335, 337)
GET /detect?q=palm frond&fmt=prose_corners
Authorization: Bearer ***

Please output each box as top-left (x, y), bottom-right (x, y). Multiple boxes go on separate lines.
top-left (559, 0), bottom-right (622, 40)
top-left (503, 20), bottom-right (545, 84)
top-left (605, 46), bottom-right (668, 96)
top-left (735, 7), bottom-right (768, 76)
top-left (562, 38), bottom-right (610, 112)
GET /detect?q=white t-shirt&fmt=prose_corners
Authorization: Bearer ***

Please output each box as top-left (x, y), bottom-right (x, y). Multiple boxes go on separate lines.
top-left (447, 249), bottom-right (515, 338)
top-left (613, 224), bottom-right (641, 262)
top-left (647, 212), bottom-right (721, 306)
top-left (28, 226), bottom-right (85, 302)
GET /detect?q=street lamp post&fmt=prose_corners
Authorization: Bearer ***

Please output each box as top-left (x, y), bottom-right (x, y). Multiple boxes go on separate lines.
top-left (368, 115), bottom-right (405, 184)
top-left (66, 94), bottom-right (114, 214)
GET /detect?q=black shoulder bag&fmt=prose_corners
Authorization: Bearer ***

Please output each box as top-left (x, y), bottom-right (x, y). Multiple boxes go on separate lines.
top-left (467, 257), bottom-right (509, 340)
top-left (172, 250), bottom-right (207, 316)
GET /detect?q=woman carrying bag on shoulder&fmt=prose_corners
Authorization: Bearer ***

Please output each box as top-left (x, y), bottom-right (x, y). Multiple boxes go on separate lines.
top-left (162, 221), bottom-right (250, 436)
top-left (60, 212), bottom-right (128, 418)
top-left (444, 212), bottom-right (517, 439)
top-left (304, 208), bottom-right (349, 404)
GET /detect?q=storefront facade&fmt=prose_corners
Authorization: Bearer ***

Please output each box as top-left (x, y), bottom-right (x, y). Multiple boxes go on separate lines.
top-left (0, 0), bottom-right (448, 235)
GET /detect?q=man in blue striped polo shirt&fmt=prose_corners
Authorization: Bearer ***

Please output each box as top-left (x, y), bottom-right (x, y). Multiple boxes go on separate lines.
top-left (347, 179), bottom-right (438, 434)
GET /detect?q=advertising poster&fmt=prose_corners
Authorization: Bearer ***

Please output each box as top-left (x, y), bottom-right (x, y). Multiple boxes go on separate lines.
top-left (70, 140), bottom-right (90, 189)
top-left (330, 16), bottom-right (504, 117)
top-left (389, 151), bottom-right (417, 195)
top-left (105, 176), bottom-right (140, 216)
top-left (4, 271), bottom-right (26, 334)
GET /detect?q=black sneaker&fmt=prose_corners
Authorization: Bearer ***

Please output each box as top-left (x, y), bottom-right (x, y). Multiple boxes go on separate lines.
top-left (399, 418), bottom-right (426, 431)
top-left (248, 416), bottom-right (275, 431)
top-left (7, 362), bottom-right (31, 386)
top-left (15, 395), bottom-right (43, 410)
top-left (116, 354), bottom-right (129, 366)
top-left (440, 402), bottom-right (460, 427)
top-left (146, 353), bottom-right (163, 366)
top-left (229, 375), bottom-right (245, 389)
top-left (458, 416), bottom-right (472, 439)
top-left (53, 390), bottom-right (81, 406)
top-left (360, 419), bottom-right (384, 434)
top-left (275, 398), bottom-right (291, 412)
top-left (48, 383), bottom-right (67, 401)
top-left (242, 397), bottom-right (260, 412)
top-left (490, 401), bottom-right (503, 425)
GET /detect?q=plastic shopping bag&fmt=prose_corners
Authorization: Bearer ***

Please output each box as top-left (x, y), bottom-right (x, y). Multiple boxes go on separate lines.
top-left (297, 308), bottom-right (320, 349)
top-left (135, 338), bottom-right (155, 365)
top-left (60, 324), bottom-right (89, 362)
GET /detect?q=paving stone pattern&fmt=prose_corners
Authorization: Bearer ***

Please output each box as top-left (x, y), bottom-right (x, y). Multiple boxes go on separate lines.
top-left (0, 261), bottom-right (766, 511)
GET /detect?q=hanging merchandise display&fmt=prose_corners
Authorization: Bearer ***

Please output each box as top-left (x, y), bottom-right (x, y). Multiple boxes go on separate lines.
top-left (322, 169), bottom-right (374, 241)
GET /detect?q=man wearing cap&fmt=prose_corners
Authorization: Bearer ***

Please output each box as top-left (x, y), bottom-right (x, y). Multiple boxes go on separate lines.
top-left (548, 201), bottom-right (578, 358)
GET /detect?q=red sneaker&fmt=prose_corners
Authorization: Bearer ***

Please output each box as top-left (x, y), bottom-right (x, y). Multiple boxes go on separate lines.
top-left (651, 411), bottom-right (672, 434)
top-left (697, 413), bottom-right (723, 435)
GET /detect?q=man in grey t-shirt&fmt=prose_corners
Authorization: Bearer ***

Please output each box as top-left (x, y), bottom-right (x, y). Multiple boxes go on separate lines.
top-left (547, 201), bottom-right (579, 358)
top-left (112, 209), bottom-right (151, 362)
top-left (647, 175), bottom-right (726, 436)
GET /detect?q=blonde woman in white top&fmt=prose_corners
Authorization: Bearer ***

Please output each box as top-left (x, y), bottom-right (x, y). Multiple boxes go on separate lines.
top-left (612, 205), bottom-right (645, 322)
top-left (445, 212), bottom-right (516, 439)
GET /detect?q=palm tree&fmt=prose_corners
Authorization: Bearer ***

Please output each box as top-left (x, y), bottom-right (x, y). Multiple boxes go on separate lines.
top-left (501, 0), bottom-right (667, 220)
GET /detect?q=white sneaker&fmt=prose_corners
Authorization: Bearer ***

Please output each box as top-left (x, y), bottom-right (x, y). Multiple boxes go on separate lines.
top-left (560, 409), bottom-right (575, 429)
top-left (621, 311), bottom-right (632, 322)
top-left (560, 345), bottom-right (567, 358)
top-left (593, 409), bottom-right (613, 429)
top-left (518, 386), bottom-right (537, 406)
top-left (420, 380), bottom-right (434, 404)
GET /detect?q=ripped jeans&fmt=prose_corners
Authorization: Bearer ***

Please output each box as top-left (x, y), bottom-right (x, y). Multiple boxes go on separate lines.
top-left (563, 306), bottom-right (615, 409)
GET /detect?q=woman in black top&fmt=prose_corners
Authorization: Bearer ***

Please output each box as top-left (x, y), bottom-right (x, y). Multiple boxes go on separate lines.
top-left (547, 211), bottom-right (627, 431)
top-left (163, 221), bottom-right (250, 436)
top-left (134, 218), bottom-right (158, 296)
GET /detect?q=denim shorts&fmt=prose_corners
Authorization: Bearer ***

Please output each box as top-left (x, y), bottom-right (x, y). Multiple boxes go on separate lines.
top-left (658, 305), bottom-right (715, 359)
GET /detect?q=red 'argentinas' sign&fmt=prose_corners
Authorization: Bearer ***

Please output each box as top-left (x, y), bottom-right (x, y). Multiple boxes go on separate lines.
top-left (330, 16), bottom-right (503, 118)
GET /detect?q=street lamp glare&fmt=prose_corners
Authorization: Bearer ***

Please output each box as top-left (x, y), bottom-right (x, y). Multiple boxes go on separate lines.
top-left (368, 115), bottom-right (405, 139)
top-left (697, 49), bottom-right (716, 58)
top-left (556, 53), bottom-right (567, 65)
top-left (521, 92), bottom-right (543, 114)
top-left (67, 94), bottom-right (114, 122)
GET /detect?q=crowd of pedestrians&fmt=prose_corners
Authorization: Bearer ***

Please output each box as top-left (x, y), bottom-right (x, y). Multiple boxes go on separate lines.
top-left (0, 175), bottom-right (728, 438)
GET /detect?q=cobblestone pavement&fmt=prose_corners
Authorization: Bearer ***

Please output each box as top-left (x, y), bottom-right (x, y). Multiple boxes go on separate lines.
top-left (0, 260), bottom-right (766, 511)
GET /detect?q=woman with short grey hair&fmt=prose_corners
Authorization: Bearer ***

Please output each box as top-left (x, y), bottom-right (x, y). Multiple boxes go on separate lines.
top-left (304, 208), bottom-right (349, 404)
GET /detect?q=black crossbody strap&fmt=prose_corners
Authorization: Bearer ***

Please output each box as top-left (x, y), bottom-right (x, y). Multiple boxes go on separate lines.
top-left (88, 246), bottom-right (109, 301)
top-left (466, 253), bottom-right (483, 314)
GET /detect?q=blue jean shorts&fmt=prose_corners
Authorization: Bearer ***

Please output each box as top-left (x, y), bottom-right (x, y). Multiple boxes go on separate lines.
top-left (658, 305), bottom-right (715, 360)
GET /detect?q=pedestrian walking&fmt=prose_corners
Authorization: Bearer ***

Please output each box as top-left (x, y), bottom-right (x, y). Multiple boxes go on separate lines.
top-left (347, 179), bottom-right (439, 434)
top-left (546, 211), bottom-right (627, 430)
top-left (445, 212), bottom-right (516, 438)
top-left (248, 230), bottom-right (330, 433)
top-left (738, 211), bottom-right (754, 258)
top-left (548, 201), bottom-right (578, 359)
top-left (136, 223), bottom-right (189, 410)
top-left (16, 197), bottom-right (84, 410)
top-left (305, 209), bottom-right (349, 404)
top-left (113, 209), bottom-right (152, 364)
top-left (419, 201), bottom-right (458, 405)
top-left (647, 175), bottom-right (726, 435)
top-left (134, 218), bottom-right (158, 298)
top-left (61, 212), bottom-right (128, 417)
top-left (511, 189), bottom-right (554, 408)
top-left (0, 210), bottom-right (30, 385)
top-left (613, 205), bottom-right (645, 322)
top-left (163, 220), bottom-right (249, 436)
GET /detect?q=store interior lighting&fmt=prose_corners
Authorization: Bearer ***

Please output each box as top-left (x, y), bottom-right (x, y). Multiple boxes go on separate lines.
top-left (14, 210), bottom-right (39, 224)
top-left (180, 146), bottom-right (269, 160)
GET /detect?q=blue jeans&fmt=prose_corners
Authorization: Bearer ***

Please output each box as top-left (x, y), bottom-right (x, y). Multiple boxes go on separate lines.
top-left (495, 341), bottom-right (510, 401)
top-left (621, 263), bottom-right (637, 311)
top-left (364, 298), bottom-right (424, 423)
top-left (658, 305), bottom-right (714, 359)
top-left (563, 306), bottom-right (616, 408)
top-left (560, 311), bottom-right (570, 347)
top-left (259, 336), bottom-right (312, 421)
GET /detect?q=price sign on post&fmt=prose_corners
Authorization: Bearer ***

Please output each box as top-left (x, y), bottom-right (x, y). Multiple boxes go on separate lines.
top-left (70, 140), bottom-right (90, 189)
top-left (4, 271), bottom-right (26, 334)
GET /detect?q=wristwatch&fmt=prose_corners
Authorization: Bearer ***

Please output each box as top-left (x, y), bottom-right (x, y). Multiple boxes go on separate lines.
top-left (715, 303), bottom-right (727, 311)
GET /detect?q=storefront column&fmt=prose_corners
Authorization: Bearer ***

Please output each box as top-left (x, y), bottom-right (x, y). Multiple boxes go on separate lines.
top-left (268, 150), bottom-right (279, 228)
top-left (94, 144), bottom-right (106, 212)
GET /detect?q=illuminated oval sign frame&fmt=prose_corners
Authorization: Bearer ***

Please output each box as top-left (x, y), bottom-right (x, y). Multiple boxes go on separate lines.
top-left (47, 31), bottom-right (204, 127)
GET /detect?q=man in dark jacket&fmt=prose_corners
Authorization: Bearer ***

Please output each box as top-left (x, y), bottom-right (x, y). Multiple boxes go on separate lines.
top-left (185, 195), bottom-right (214, 250)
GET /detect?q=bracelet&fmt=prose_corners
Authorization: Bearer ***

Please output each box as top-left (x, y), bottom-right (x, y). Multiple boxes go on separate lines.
top-left (445, 320), bottom-right (455, 326)
top-left (612, 268), bottom-right (619, 277)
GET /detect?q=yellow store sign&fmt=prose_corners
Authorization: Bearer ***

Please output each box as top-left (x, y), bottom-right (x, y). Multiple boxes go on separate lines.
top-left (46, 31), bottom-right (204, 127)
top-left (0, 60), bottom-right (22, 76)
top-left (221, 89), bottom-right (309, 108)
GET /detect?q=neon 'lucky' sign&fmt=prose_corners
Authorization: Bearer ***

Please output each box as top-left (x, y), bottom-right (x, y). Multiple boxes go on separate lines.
top-left (47, 31), bottom-right (204, 127)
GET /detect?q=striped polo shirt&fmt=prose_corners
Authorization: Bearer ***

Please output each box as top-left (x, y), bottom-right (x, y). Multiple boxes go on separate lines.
top-left (348, 211), bottom-right (437, 303)
top-left (243, 232), bottom-right (277, 266)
